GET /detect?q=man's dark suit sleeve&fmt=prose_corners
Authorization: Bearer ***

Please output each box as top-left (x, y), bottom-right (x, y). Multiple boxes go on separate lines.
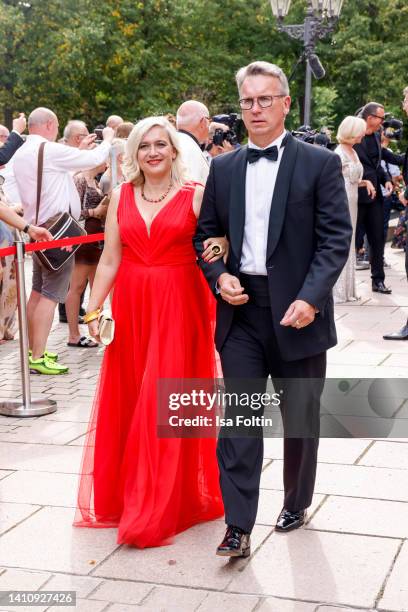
top-left (296, 153), bottom-right (352, 312)
top-left (382, 147), bottom-right (405, 168)
top-left (0, 131), bottom-right (24, 166)
top-left (193, 161), bottom-right (228, 294)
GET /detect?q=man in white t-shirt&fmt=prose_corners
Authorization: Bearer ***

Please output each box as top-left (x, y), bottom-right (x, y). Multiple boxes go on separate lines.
top-left (176, 100), bottom-right (210, 185)
top-left (12, 107), bottom-right (114, 375)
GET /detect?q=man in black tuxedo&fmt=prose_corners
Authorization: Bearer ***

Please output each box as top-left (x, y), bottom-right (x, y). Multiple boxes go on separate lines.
top-left (194, 61), bottom-right (351, 558)
top-left (0, 114), bottom-right (26, 166)
top-left (354, 102), bottom-right (393, 294)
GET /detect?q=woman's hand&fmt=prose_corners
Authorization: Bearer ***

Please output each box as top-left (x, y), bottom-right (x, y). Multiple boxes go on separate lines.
top-left (202, 237), bottom-right (229, 263)
top-left (365, 180), bottom-right (376, 199)
top-left (88, 319), bottom-right (101, 343)
top-left (91, 202), bottom-right (108, 220)
top-left (359, 179), bottom-right (376, 199)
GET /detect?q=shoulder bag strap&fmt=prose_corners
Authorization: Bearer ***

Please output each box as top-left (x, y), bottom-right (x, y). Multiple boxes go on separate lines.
top-left (35, 142), bottom-right (46, 225)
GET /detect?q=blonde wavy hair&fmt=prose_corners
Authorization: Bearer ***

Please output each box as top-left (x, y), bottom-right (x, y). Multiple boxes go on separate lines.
top-left (122, 116), bottom-right (187, 186)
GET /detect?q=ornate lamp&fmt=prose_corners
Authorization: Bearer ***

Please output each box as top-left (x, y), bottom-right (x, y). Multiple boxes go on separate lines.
top-left (269, 0), bottom-right (292, 19)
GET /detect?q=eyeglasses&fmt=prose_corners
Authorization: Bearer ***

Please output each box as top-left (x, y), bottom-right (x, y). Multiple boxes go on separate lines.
top-left (239, 95), bottom-right (286, 110)
top-left (0, 176), bottom-right (5, 186)
top-left (369, 114), bottom-right (385, 122)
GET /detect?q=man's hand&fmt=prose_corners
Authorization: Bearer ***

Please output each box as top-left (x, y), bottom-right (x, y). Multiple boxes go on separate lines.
top-left (280, 299), bottom-right (316, 329)
top-left (27, 225), bottom-right (52, 242)
top-left (79, 134), bottom-right (97, 150)
top-left (102, 127), bottom-right (115, 143)
top-left (384, 181), bottom-right (393, 197)
top-left (399, 192), bottom-right (408, 207)
top-left (13, 113), bottom-right (26, 135)
top-left (217, 273), bottom-right (249, 306)
top-left (209, 141), bottom-right (235, 158)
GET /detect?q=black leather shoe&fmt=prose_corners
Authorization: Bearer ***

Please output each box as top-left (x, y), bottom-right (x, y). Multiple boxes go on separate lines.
top-left (372, 281), bottom-right (392, 294)
top-left (216, 526), bottom-right (251, 557)
top-left (275, 508), bottom-right (306, 532)
top-left (383, 324), bottom-right (408, 340)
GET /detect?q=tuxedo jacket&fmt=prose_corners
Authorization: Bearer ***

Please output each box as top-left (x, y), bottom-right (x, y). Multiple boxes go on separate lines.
top-left (194, 133), bottom-right (352, 362)
top-left (0, 131), bottom-right (24, 167)
top-left (354, 132), bottom-right (390, 204)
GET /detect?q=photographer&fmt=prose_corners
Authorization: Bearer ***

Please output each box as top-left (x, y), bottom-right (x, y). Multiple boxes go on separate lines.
top-left (207, 122), bottom-right (235, 159)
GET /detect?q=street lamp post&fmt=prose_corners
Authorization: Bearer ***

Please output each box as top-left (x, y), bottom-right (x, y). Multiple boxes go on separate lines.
top-left (270, 0), bottom-right (344, 126)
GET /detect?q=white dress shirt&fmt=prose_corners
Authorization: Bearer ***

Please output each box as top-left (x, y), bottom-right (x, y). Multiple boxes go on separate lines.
top-left (12, 135), bottom-right (111, 225)
top-left (241, 130), bottom-right (287, 275)
top-left (177, 131), bottom-right (209, 185)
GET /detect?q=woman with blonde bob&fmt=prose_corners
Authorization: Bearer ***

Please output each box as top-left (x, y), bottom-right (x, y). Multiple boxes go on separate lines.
top-left (333, 116), bottom-right (376, 302)
top-left (74, 117), bottom-right (225, 548)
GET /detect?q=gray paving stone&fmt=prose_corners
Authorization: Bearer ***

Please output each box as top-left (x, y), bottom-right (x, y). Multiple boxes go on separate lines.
top-left (197, 591), bottom-right (260, 611)
top-left (0, 567), bottom-right (50, 590)
top-left (0, 506), bottom-right (119, 574)
top-left (0, 501), bottom-right (40, 534)
top-left (0, 441), bottom-right (82, 473)
top-left (46, 599), bottom-right (108, 612)
top-left (308, 496), bottom-right (408, 538)
top-left (93, 522), bottom-right (272, 590)
top-left (378, 540), bottom-right (408, 611)
top-left (0, 419), bottom-right (88, 444)
top-left (40, 574), bottom-right (103, 599)
top-left (0, 470), bottom-right (13, 480)
top-left (257, 599), bottom-right (316, 611)
top-left (358, 440), bottom-right (408, 469)
top-left (227, 530), bottom-right (398, 607)
top-left (261, 461), bottom-right (408, 501)
top-left (140, 585), bottom-right (209, 610)
top-left (0, 470), bottom-right (78, 506)
top-left (89, 579), bottom-right (153, 604)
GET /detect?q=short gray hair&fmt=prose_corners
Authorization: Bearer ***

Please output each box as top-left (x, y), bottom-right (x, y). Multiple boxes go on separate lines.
top-left (235, 61), bottom-right (289, 95)
top-left (63, 120), bottom-right (87, 140)
top-left (403, 86), bottom-right (408, 96)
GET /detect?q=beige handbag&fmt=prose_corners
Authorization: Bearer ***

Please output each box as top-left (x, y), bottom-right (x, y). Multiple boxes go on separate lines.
top-left (98, 310), bottom-right (115, 345)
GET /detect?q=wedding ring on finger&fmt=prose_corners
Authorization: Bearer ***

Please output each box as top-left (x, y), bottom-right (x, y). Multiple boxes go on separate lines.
top-left (211, 244), bottom-right (222, 255)
top-left (295, 319), bottom-right (301, 328)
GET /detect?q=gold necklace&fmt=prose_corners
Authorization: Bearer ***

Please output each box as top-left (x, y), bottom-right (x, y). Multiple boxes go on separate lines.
top-left (141, 181), bottom-right (173, 203)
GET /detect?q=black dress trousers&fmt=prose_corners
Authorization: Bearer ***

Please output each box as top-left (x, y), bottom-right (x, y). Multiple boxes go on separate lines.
top-left (218, 274), bottom-right (326, 534)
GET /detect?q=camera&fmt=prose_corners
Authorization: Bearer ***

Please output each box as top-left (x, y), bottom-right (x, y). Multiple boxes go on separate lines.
top-left (93, 124), bottom-right (105, 143)
top-left (383, 115), bottom-right (403, 141)
top-left (292, 125), bottom-right (333, 149)
top-left (212, 113), bottom-right (239, 146)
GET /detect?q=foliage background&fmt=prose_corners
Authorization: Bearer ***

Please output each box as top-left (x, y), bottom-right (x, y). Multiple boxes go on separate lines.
top-left (1, 0), bottom-right (408, 142)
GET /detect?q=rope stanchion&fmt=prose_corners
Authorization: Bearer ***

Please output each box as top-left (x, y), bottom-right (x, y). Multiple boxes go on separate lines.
top-left (0, 230), bottom-right (57, 417)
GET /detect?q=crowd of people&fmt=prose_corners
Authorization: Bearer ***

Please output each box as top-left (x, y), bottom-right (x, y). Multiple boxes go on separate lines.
top-left (0, 62), bottom-right (408, 556)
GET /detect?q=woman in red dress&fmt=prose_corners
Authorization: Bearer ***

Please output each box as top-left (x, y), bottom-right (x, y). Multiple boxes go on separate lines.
top-left (74, 117), bottom-right (225, 547)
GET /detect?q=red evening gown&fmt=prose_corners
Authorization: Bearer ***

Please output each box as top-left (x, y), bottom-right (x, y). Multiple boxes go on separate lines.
top-left (74, 182), bottom-right (224, 547)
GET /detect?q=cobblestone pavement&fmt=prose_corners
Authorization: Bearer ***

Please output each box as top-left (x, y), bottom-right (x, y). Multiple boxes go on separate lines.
top-left (0, 245), bottom-right (407, 612)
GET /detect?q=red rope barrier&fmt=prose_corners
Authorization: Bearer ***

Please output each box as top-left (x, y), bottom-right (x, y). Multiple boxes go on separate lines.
top-left (0, 232), bottom-right (105, 258)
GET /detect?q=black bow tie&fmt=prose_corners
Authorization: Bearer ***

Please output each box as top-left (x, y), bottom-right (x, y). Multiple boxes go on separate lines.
top-left (246, 145), bottom-right (279, 164)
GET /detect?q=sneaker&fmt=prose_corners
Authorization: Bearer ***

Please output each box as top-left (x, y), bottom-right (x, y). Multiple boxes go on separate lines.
top-left (29, 349), bottom-right (58, 362)
top-left (29, 356), bottom-right (69, 375)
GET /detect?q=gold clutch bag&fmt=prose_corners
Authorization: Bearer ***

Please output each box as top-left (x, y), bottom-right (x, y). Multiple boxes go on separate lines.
top-left (98, 310), bottom-right (115, 345)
